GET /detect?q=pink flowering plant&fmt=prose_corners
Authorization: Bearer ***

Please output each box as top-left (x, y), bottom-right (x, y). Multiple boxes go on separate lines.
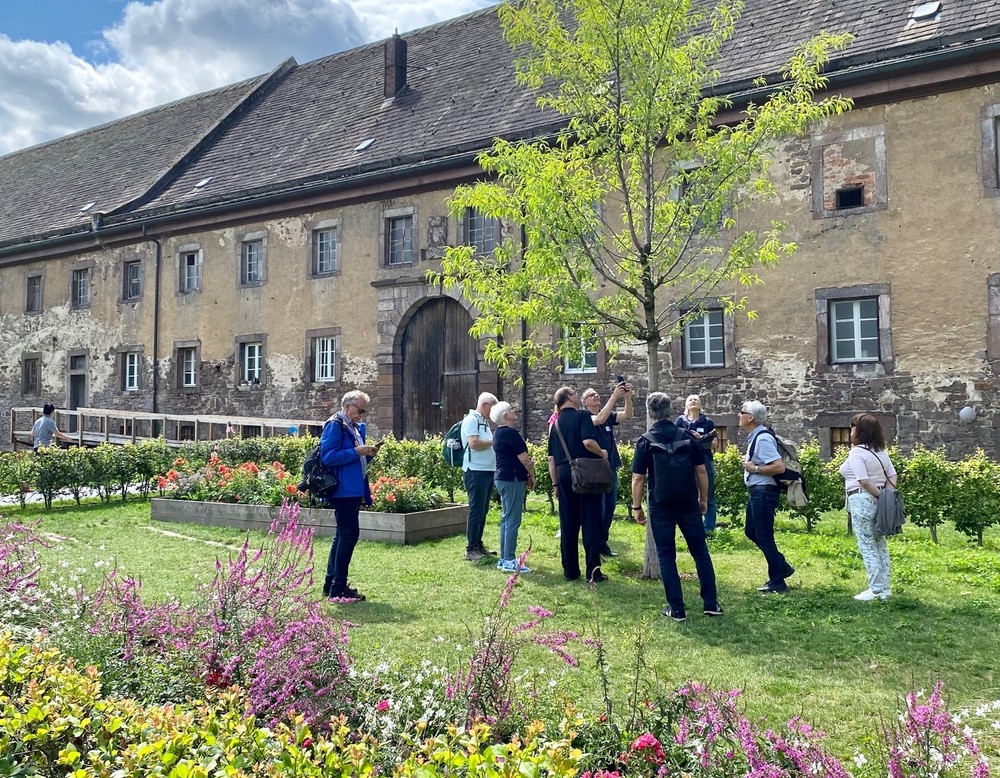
top-left (881, 681), bottom-right (993, 778)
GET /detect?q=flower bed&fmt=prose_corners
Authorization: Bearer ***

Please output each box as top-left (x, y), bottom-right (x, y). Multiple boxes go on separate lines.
top-left (150, 498), bottom-right (466, 544)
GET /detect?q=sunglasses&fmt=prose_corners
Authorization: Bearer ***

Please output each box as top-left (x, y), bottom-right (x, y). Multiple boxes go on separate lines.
top-left (350, 404), bottom-right (368, 414)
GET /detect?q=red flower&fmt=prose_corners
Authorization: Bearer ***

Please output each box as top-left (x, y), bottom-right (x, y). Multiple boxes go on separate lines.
top-left (376, 699), bottom-right (390, 712)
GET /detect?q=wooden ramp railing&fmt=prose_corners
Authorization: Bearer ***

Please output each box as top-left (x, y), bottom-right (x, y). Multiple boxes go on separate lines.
top-left (10, 406), bottom-right (325, 450)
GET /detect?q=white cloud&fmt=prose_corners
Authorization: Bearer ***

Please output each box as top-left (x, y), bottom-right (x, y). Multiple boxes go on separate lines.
top-left (0, 0), bottom-right (494, 157)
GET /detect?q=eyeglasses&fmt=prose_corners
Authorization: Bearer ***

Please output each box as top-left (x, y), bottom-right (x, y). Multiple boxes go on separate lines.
top-left (350, 404), bottom-right (368, 415)
top-left (738, 410), bottom-right (750, 415)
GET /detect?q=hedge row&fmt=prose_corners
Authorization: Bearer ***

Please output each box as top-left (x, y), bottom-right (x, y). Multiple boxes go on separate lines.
top-left (2, 436), bottom-right (996, 544)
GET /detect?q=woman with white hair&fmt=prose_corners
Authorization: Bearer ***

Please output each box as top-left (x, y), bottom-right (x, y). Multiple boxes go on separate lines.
top-left (490, 401), bottom-right (535, 572)
top-left (739, 400), bottom-right (794, 594)
top-left (675, 394), bottom-right (718, 533)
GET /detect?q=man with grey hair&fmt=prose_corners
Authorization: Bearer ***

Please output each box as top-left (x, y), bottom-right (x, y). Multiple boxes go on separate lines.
top-left (462, 391), bottom-right (499, 561)
top-left (739, 399), bottom-right (794, 594)
top-left (631, 392), bottom-right (721, 621)
top-left (320, 389), bottom-right (378, 602)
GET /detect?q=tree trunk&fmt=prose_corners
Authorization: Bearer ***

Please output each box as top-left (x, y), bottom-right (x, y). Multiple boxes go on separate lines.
top-left (642, 336), bottom-right (661, 580)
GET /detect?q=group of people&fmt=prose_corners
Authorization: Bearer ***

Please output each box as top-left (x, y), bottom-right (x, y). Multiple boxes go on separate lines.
top-left (315, 385), bottom-right (898, 616)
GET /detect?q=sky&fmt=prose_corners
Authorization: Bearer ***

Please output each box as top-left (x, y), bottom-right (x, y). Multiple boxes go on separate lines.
top-left (0, 0), bottom-right (496, 157)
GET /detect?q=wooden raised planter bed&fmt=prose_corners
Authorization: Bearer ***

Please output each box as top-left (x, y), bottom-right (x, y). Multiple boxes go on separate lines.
top-left (150, 498), bottom-right (467, 545)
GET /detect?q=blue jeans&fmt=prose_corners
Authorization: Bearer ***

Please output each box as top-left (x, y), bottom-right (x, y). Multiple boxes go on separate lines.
top-left (495, 479), bottom-right (526, 561)
top-left (463, 469), bottom-right (494, 550)
top-left (745, 486), bottom-right (792, 584)
top-left (600, 474), bottom-right (618, 550)
top-left (649, 507), bottom-right (718, 613)
top-left (703, 458), bottom-right (718, 532)
top-left (323, 496), bottom-right (361, 596)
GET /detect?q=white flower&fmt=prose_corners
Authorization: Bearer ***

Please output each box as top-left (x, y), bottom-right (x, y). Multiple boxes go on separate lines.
top-left (809, 761), bottom-right (823, 774)
top-left (548, 679), bottom-right (557, 688)
top-left (853, 752), bottom-right (868, 767)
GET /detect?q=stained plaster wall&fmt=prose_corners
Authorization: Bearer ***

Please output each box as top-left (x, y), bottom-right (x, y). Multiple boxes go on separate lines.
top-left (519, 84), bottom-right (1000, 456)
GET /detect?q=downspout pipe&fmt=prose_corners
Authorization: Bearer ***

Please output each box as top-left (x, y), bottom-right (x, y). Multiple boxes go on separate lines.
top-left (143, 230), bottom-right (163, 418)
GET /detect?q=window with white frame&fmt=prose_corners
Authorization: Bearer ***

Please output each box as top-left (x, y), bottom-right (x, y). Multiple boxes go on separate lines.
top-left (830, 298), bottom-right (879, 363)
top-left (25, 275), bottom-right (42, 313)
top-left (313, 336), bottom-right (339, 382)
top-left (241, 341), bottom-right (264, 384)
top-left (386, 216), bottom-right (413, 266)
top-left (464, 208), bottom-right (500, 255)
top-left (312, 228), bottom-right (339, 275)
top-left (179, 249), bottom-right (201, 293)
top-left (71, 268), bottom-right (91, 308)
top-left (241, 239), bottom-right (265, 284)
top-left (683, 310), bottom-right (725, 368)
top-left (177, 346), bottom-right (198, 388)
top-left (563, 324), bottom-right (598, 373)
top-left (121, 352), bottom-right (141, 391)
top-left (123, 260), bottom-right (142, 301)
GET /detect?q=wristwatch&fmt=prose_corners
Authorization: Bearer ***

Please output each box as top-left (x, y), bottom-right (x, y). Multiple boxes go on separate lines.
top-left (631, 505), bottom-right (642, 511)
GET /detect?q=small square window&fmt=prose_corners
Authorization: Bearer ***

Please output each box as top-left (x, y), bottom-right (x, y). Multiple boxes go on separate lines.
top-left (21, 357), bottom-right (41, 395)
top-left (179, 250), bottom-right (201, 293)
top-left (712, 426), bottom-right (729, 453)
top-left (464, 208), bottom-right (500, 255)
top-left (312, 228), bottom-right (339, 275)
top-left (830, 426), bottom-right (852, 451)
top-left (683, 310), bottom-right (725, 368)
top-left (176, 346), bottom-right (199, 388)
top-left (835, 185), bottom-right (865, 210)
top-left (313, 336), bottom-right (339, 382)
top-left (241, 341), bottom-right (264, 384)
top-left (121, 352), bottom-right (141, 392)
top-left (25, 275), bottom-right (42, 313)
top-left (830, 298), bottom-right (879, 363)
top-left (563, 324), bottom-right (598, 374)
top-left (386, 216), bottom-right (413, 266)
top-left (241, 239), bottom-right (265, 284)
top-left (71, 268), bottom-right (91, 308)
top-left (123, 261), bottom-right (142, 301)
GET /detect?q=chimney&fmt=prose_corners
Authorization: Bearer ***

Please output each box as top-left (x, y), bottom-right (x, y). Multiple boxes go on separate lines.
top-left (384, 33), bottom-right (407, 98)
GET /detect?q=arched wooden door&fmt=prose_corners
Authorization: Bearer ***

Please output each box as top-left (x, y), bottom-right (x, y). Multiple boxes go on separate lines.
top-left (400, 298), bottom-right (478, 440)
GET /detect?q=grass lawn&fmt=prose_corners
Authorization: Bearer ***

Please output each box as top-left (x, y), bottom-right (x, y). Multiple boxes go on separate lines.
top-left (10, 495), bottom-right (1000, 756)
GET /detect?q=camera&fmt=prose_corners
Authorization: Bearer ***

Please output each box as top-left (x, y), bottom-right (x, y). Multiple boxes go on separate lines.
top-left (616, 374), bottom-right (626, 385)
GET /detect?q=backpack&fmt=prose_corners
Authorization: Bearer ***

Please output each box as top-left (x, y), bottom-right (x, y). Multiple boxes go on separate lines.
top-left (442, 420), bottom-right (466, 467)
top-left (640, 425), bottom-right (699, 507)
top-left (300, 418), bottom-right (343, 500)
top-left (443, 413), bottom-right (488, 467)
top-left (748, 428), bottom-right (809, 508)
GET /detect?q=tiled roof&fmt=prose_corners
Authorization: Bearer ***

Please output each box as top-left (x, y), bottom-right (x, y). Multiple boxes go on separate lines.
top-left (0, 77), bottom-right (264, 246)
top-left (2, 0), bottom-right (999, 248)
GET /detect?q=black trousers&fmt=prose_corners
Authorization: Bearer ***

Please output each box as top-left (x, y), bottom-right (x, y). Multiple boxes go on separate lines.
top-left (556, 464), bottom-right (603, 580)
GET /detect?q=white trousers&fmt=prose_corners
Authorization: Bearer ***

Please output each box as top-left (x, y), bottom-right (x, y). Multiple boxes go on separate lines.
top-left (848, 492), bottom-right (891, 595)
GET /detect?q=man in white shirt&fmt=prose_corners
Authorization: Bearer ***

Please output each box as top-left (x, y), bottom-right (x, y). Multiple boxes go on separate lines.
top-left (462, 392), bottom-right (498, 561)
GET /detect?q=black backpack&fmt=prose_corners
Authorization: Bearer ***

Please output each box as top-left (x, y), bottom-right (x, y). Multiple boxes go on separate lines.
top-left (640, 425), bottom-right (699, 507)
top-left (299, 418), bottom-right (344, 500)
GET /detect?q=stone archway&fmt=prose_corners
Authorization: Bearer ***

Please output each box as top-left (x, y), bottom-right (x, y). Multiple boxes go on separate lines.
top-left (372, 280), bottom-right (498, 439)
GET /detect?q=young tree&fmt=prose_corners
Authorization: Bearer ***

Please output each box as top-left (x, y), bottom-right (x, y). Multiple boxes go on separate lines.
top-left (432, 0), bottom-right (852, 577)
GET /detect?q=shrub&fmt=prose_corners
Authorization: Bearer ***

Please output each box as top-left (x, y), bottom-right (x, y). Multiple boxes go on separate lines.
top-left (159, 452), bottom-right (300, 505)
top-left (369, 475), bottom-right (444, 513)
top-left (951, 450), bottom-right (1000, 546)
top-left (900, 446), bottom-right (957, 543)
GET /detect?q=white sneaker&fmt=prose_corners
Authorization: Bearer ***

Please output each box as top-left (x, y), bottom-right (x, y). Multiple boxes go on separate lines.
top-left (853, 589), bottom-right (878, 601)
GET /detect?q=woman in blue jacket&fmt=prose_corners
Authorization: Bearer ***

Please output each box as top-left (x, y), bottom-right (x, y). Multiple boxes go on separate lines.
top-left (320, 389), bottom-right (377, 602)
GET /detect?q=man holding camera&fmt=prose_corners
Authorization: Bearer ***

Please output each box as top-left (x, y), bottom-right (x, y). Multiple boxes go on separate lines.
top-left (581, 379), bottom-right (633, 557)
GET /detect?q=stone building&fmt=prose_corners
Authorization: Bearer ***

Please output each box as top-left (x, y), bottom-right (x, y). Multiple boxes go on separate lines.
top-left (2, 0), bottom-right (1000, 456)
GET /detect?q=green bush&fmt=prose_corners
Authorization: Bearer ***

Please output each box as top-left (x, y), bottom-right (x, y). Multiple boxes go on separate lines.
top-left (899, 446), bottom-right (957, 543)
top-left (951, 449), bottom-right (1000, 546)
top-left (713, 444), bottom-right (747, 524)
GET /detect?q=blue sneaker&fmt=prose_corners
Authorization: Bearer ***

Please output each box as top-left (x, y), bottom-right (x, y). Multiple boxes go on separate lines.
top-left (497, 559), bottom-right (532, 573)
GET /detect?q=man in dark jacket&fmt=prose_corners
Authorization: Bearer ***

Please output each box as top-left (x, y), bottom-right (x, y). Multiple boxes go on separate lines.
top-left (632, 392), bottom-right (722, 622)
top-left (547, 385), bottom-right (607, 582)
